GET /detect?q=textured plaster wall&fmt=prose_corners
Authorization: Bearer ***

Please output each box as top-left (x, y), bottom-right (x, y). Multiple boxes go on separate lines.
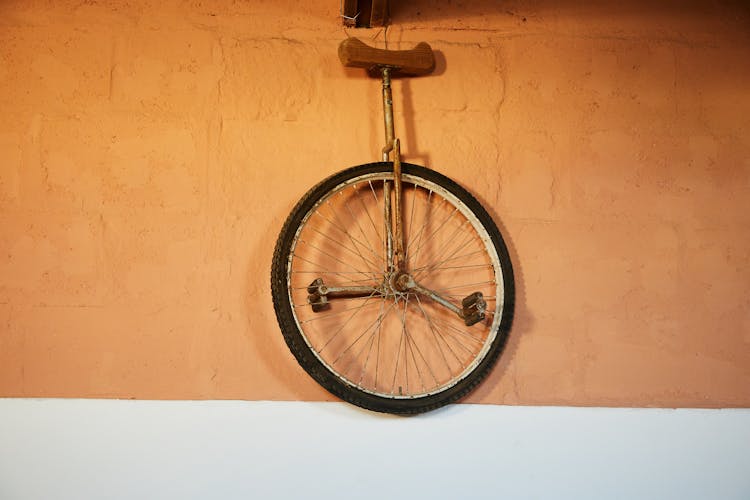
top-left (0, 0), bottom-right (748, 406)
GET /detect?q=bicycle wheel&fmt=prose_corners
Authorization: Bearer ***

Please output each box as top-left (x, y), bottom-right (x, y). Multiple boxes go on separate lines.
top-left (271, 162), bottom-right (514, 414)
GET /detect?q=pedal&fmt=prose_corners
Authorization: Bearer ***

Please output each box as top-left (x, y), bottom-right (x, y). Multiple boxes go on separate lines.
top-left (462, 291), bottom-right (486, 326)
top-left (307, 278), bottom-right (330, 313)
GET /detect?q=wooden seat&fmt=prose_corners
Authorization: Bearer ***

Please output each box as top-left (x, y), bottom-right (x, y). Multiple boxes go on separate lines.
top-left (338, 37), bottom-right (435, 76)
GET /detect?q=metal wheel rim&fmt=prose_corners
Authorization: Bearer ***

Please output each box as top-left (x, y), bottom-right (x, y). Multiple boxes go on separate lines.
top-left (286, 171), bottom-right (505, 399)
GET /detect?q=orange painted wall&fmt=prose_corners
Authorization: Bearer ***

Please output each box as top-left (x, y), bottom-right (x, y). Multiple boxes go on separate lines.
top-left (1, 0), bottom-right (748, 406)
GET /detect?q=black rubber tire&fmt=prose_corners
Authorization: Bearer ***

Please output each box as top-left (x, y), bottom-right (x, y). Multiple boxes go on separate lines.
top-left (271, 162), bottom-right (514, 414)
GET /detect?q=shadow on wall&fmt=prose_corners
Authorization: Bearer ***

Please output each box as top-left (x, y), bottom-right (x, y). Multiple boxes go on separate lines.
top-left (388, 0), bottom-right (750, 23)
top-left (388, 0), bottom-right (532, 23)
top-left (463, 188), bottom-right (532, 404)
top-left (398, 50), bottom-right (446, 166)
top-left (243, 205), bottom-right (334, 402)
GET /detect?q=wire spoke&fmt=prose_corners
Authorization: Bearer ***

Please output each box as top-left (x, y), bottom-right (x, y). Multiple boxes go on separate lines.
top-left (365, 180), bottom-right (385, 246)
top-left (426, 311), bottom-right (474, 358)
top-left (300, 293), bottom-right (381, 325)
top-left (358, 297), bottom-right (388, 385)
top-left (329, 195), bottom-right (383, 273)
top-left (433, 280), bottom-right (496, 293)
top-left (425, 263), bottom-right (493, 272)
top-left (292, 254), bottom-right (376, 284)
top-left (430, 316), bottom-right (485, 350)
top-left (291, 277), bottom-right (377, 292)
top-left (390, 297), bottom-right (406, 395)
top-left (414, 295), bottom-right (458, 375)
top-left (409, 249), bottom-right (487, 273)
top-left (335, 299), bottom-right (398, 368)
top-left (344, 186), bottom-right (384, 268)
top-left (308, 225), bottom-right (380, 271)
top-left (317, 290), bottom-right (381, 352)
top-left (411, 220), bottom-right (473, 281)
top-left (313, 210), bottom-right (384, 265)
top-left (405, 190), bottom-right (437, 254)
top-left (408, 206), bottom-right (458, 261)
top-left (282, 170), bottom-right (508, 402)
top-left (299, 240), bottom-right (376, 280)
top-left (402, 296), bottom-right (433, 391)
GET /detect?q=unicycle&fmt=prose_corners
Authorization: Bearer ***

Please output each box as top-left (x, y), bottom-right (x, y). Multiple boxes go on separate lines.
top-left (271, 38), bottom-right (514, 414)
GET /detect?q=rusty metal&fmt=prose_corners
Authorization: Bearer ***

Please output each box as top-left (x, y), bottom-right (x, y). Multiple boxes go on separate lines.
top-left (380, 67), bottom-right (405, 272)
top-left (461, 291), bottom-right (487, 326)
top-left (392, 273), bottom-right (487, 326)
top-left (393, 273), bottom-right (461, 316)
top-left (392, 138), bottom-right (404, 270)
top-left (307, 278), bottom-right (330, 312)
top-left (381, 67), bottom-right (394, 161)
top-left (307, 278), bottom-right (380, 311)
top-left (383, 180), bottom-right (394, 272)
top-left (307, 48), bottom-right (483, 324)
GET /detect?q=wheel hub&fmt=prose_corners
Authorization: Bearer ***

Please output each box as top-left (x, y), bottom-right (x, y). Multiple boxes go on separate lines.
top-left (381, 271), bottom-right (412, 298)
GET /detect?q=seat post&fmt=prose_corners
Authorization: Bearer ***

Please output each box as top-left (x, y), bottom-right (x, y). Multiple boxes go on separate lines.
top-left (381, 67), bottom-right (394, 161)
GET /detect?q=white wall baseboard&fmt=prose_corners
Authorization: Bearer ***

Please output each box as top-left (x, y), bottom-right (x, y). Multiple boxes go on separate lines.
top-left (1, 399), bottom-right (748, 499)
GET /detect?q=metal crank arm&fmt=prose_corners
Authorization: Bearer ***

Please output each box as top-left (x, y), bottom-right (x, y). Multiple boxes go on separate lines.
top-left (307, 278), bottom-right (381, 312)
top-left (395, 274), bottom-right (487, 326)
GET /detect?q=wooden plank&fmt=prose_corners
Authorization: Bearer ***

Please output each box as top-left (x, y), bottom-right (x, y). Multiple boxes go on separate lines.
top-left (358, 0), bottom-right (372, 27)
top-left (370, 0), bottom-right (388, 27)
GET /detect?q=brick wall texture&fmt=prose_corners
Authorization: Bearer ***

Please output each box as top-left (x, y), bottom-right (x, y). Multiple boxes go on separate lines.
top-left (1, 0), bottom-right (748, 406)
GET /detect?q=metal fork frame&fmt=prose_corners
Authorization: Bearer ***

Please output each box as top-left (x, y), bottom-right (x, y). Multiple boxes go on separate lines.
top-left (380, 67), bottom-right (404, 273)
top-left (305, 65), bottom-right (486, 326)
